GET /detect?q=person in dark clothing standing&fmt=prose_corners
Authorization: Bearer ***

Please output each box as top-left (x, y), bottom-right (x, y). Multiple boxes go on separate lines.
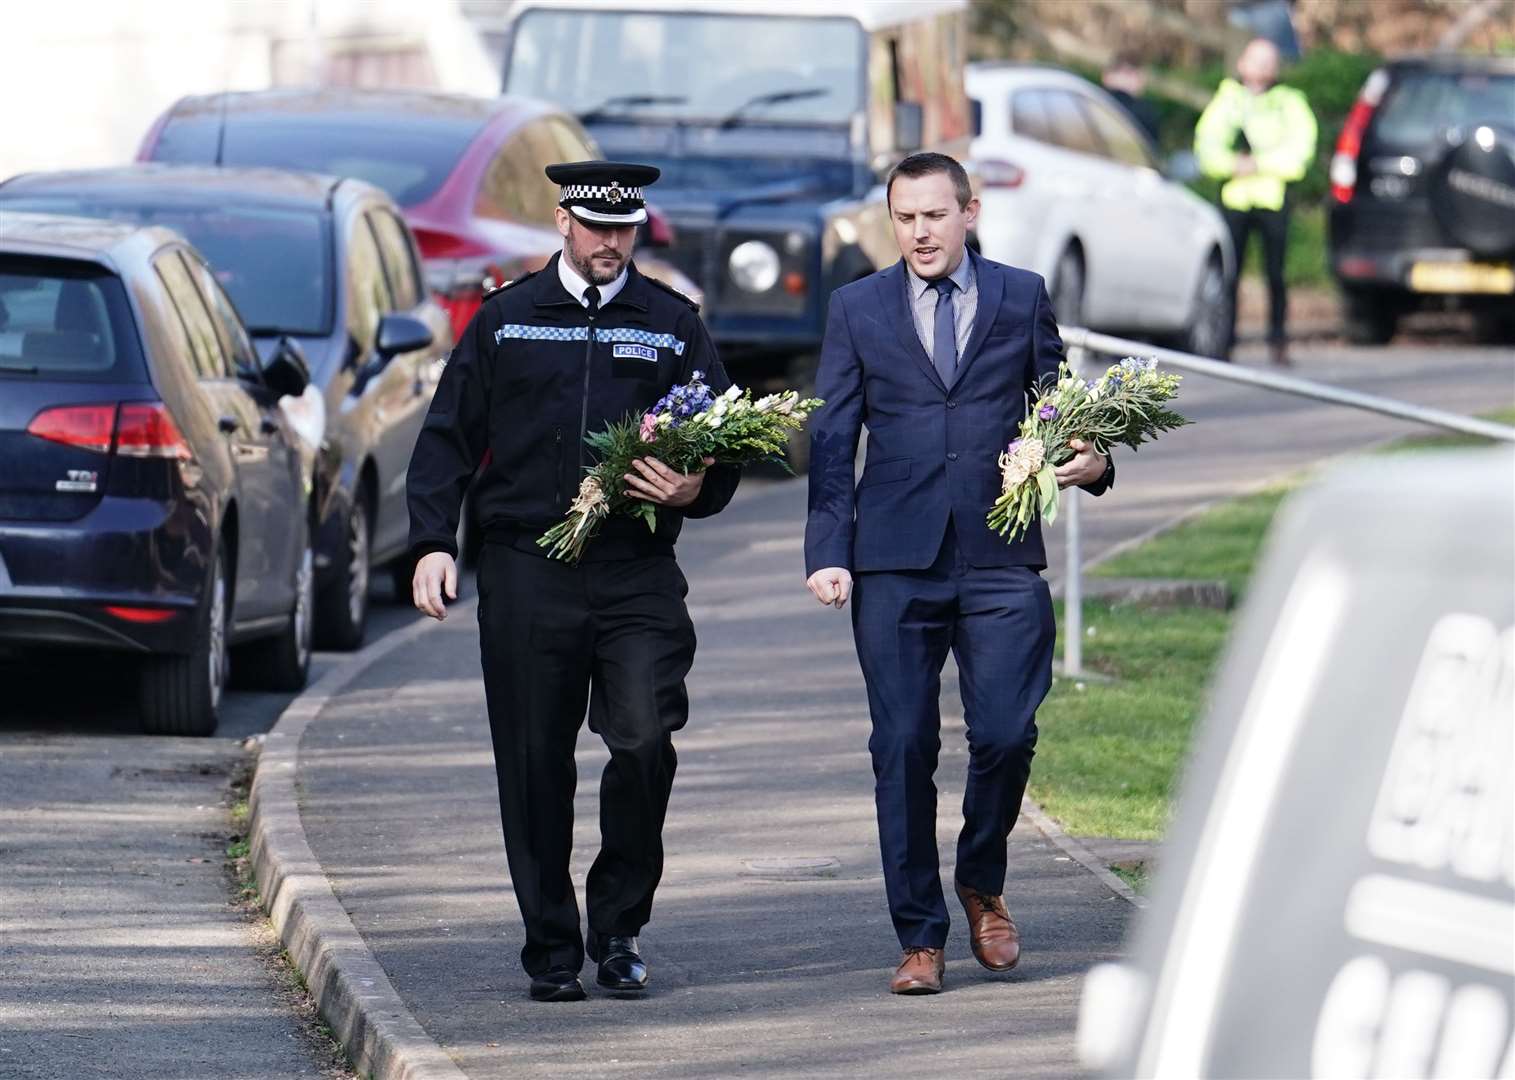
top-left (1101, 52), bottom-right (1161, 143)
top-left (406, 161), bottom-right (740, 1003)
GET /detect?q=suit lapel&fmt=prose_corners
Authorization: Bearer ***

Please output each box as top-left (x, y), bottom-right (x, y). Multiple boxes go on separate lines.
top-left (952, 250), bottom-right (1003, 388)
top-left (875, 260), bottom-right (947, 395)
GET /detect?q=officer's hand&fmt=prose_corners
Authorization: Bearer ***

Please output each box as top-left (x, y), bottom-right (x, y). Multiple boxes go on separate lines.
top-left (625, 456), bottom-right (714, 508)
top-left (806, 567), bottom-right (853, 610)
top-left (1055, 439), bottom-right (1108, 489)
top-left (412, 552), bottom-right (457, 621)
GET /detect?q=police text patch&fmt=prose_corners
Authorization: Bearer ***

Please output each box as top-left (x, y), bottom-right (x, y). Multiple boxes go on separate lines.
top-left (612, 343), bottom-right (659, 363)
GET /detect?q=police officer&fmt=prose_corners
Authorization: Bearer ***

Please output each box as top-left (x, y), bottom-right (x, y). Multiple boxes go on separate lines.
top-left (407, 161), bottom-right (740, 1003)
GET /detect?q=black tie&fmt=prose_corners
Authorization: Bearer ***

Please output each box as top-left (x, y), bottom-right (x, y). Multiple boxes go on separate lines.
top-left (583, 285), bottom-right (600, 316)
top-left (930, 277), bottom-right (958, 383)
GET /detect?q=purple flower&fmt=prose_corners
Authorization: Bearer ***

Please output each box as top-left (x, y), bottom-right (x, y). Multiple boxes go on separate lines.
top-left (1038, 403), bottom-right (1058, 421)
top-left (1007, 438), bottom-right (1022, 453)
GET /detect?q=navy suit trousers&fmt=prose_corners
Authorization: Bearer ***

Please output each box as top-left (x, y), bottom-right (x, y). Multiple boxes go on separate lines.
top-left (851, 524), bottom-right (1055, 948)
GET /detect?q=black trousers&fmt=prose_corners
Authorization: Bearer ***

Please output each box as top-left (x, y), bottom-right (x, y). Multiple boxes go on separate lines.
top-left (850, 524), bottom-right (1055, 948)
top-left (1225, 205), bottom-right (1290, 348)
top-left (475, 542), bottom-right (696, 976)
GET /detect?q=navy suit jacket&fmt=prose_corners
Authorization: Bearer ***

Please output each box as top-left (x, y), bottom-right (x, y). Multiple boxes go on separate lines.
top-left (804, 250), bottom-right (1112, 575)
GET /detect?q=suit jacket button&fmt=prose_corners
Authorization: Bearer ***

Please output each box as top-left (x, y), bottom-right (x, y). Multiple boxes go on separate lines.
top-left (947, 452), bottom-right (959, 462)
top-left (946, 401), bottom-right (957, 409)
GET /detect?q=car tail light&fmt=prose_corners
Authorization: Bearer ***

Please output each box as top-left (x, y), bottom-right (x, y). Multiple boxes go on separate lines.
top-left (103, 605), bottom-right (180, 623)
top-left (645, 205), bottom-right (677, 247)
top-left (436, 289), bottom-right (484, 342)
top-left (412, 227), bottom-right (492, 261)
top-left (977, 159), bottom-right (1026, 189)
top-left (115, 403), bottom-right (191, 460)
top-left (26, 404), bottom-right (117, 453)
top-left (1331, 69), bottom-right (1390, 204)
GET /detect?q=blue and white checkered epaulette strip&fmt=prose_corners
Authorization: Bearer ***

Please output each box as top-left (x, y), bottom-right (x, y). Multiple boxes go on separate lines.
top-left (559, 185), bottom-right (644, 201)
top-left (492, 324), bottom-right (686, 356)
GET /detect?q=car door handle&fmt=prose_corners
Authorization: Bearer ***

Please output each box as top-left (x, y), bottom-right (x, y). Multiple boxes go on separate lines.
top-left (218, 416), bottom-right (239, 434)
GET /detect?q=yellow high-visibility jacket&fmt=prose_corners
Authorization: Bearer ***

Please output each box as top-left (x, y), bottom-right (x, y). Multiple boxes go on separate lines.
top-left (1194, 79), bottom-right (1318, 211)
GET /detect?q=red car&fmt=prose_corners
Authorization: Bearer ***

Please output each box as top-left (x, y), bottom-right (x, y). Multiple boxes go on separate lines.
top-left (137, 90), bottom-right (695, 342)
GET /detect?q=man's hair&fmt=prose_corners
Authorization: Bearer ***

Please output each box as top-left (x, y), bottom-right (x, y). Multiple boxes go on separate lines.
top-left (1107, 51), bottom-right (1143, 72)
top-left (886, 152), bottom-right (972, 210)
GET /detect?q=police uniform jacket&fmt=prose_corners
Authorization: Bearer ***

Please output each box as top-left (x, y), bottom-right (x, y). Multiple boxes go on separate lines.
top-left (408, 253), bottom-right (740, 562)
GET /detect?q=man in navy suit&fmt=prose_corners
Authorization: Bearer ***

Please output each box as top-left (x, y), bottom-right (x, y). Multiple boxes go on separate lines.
top-left (804, 153), bottom-right (1113, 995)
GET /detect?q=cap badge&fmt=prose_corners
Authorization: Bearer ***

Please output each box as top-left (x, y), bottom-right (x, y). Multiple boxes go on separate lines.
top-left (606, 181), bottom-right (624, 205)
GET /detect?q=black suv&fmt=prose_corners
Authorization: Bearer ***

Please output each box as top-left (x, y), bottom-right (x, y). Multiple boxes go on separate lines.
top-left (1328, 55), bottom-right (1515, 344)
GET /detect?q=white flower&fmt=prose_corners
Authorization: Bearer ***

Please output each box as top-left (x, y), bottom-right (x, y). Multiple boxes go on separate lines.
top-left (708, 415), bottom-right (723, 428)
top-left (754, 393), bottom-right (779, 413)
top-left (723, 384), bottom-right (742, 402)
top-left (712, 398), bottom-right (729, 417)
top-left (774, 392), bottom-right (797, 416)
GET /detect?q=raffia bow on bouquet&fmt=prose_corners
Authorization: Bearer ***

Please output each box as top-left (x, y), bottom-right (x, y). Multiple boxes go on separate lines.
top-left (539, 372), bottom-right (822, 562)
top-left (987, 357), bottom-right (1189, 542)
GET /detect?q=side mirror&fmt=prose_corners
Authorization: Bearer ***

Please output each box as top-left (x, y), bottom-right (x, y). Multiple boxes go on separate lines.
top-left (894, 101), bottom-right (924, 152)
top-left (970, 98), bottom-right (984, 138)
top-left (264, 336), bottom-right (311, 399)
top-left (1164, 150), bottom-right (1201, 183)
top-left (376, 313), bottom-right (433, 359)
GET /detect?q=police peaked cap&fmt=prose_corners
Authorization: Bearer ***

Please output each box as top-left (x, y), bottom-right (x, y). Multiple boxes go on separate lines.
top-left (545, 160), bottom-right (661, 226)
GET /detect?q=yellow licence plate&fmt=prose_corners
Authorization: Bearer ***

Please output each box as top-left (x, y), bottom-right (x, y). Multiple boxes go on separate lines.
top-left (1409, 261), bottom-right (1515, 294)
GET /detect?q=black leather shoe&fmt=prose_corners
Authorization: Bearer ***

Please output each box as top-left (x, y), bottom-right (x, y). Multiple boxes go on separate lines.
top-left (529, 965), bottom-right (586, 1002)
top-left (587, 934), bottom-right (648, 993)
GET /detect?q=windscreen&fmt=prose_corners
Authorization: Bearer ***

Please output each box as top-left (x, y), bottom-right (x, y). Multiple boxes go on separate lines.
top-left (505, 9), bottom-right (864, 126)
top-left (0, 196), bottom-right (331, 337)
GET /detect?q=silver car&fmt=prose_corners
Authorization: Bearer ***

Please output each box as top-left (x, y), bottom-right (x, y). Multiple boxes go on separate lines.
top-left (967, 63), bottom-right (1236, 359)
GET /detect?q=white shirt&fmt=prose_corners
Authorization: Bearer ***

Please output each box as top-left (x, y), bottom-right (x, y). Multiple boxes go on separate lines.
top-left (906, 255), bottom-right (978, 359)
top-left (558, 253), bottom-right (627, 309)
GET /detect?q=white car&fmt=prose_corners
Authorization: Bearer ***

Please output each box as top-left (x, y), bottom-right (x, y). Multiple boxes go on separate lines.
top-left (967, 64), bottom-right (1236, 359)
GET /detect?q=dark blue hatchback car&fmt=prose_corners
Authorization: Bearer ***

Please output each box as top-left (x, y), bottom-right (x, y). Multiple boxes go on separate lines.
top-left (0, 212), bottom-right (315, 734)
top-left (0, 168), bottom-right (450, 650)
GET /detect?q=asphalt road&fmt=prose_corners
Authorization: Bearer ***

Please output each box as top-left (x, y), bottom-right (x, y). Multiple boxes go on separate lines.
top-left (0, 337), bottom-right (1509, 1078)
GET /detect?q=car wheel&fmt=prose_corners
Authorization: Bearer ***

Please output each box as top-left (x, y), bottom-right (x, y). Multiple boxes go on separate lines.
top-left (236, 529), bottom-right (314, 692)
top-left (315, 497), bottom-right (370, 651)
top-left (1051, 248), bottom-right (1085, 328)
top-left (139, 544), bottom-right (227, 736)
top-left (388, 554), bottom-right (416, 603)
top-left (782, 352), bottom-right (817, 476)
top-left (1181, 257), bottom-right (1234, 361)
top-left (1342, 288), bottom-right (1398, 346)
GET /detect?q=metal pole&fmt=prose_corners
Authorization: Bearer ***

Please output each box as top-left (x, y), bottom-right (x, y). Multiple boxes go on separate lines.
top-left (1063, 344), bottom-right (1084, 678)
top-left (1060, 326), bottom-right (1515, 444)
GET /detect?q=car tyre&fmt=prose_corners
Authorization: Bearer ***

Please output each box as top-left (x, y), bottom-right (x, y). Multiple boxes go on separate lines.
top-left (236, 528), bottom-right (314, 692)
top-left (1342, 288), bottom-right (1398, 345)
top-left (315, 497), bottom-right (370, 651)
top-left (1051, 247), bottom-right (1085, 329)
top-left (1180, 256), bottom-right (1234, 361)
top-left (139, 544), bottom-right (227, 737)
top-left (782, 352), bottom-right (817, 476)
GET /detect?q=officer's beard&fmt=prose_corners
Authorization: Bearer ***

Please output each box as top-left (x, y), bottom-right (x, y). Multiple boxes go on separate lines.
top-left (567, 244), bottom-right (628, 286)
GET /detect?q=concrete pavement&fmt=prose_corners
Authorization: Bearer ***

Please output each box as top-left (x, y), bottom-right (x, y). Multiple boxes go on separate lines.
top-left (277, 340), bottom-right (1513, 1077)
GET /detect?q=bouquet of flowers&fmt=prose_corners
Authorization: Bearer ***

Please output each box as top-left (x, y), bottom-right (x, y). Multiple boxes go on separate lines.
top-left (988, 357), bottom-right (1188, 542)
top-left (539, 372), bottom-right (822, 562)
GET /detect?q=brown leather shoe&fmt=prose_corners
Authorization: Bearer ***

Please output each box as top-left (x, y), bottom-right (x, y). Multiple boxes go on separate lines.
top-left (890, 946), bottom-right (945, 995)
top-left (955, 880), bottom-right (1021, 972)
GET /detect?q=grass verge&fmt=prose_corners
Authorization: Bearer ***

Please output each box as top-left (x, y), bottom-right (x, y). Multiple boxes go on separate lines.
top-left (1030, 409), bottom-right (1514, 859)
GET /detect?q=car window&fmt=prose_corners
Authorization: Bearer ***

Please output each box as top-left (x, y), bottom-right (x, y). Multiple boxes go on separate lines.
top-left (1011, 90), bottom-right (1052, 143)
top-left (183, 252), bottom-right (261, 380)
top-left (0, 261), bottom-right (126, 378)
top-left (1080, 95), bottom-right (1156, 169)
top-left (348, 214), bottom-right (392, 347)
top-left (155, 250), bottom-right (229, 380)
top-left (367, 210), bottom-right (422, 310)
top-left (1374, 69), bottom-right (1515, 147)
top-left (0, 195), bottom-right (333, 336)
top-left (475, 120), bottom-right (562, 227)
top-left (1041, 90), bottom-right (1106, 157)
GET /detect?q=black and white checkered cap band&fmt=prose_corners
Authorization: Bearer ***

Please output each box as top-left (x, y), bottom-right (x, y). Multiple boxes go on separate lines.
top-left (559, 184), bottom-right (643, 202)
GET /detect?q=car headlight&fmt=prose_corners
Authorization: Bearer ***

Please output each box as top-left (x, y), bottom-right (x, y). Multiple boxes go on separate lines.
top-left (728, 240), bottom-right (780, 293)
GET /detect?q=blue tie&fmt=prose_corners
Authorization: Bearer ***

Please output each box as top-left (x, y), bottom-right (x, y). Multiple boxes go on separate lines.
top-left (930, 277), bottom-right (957, 384)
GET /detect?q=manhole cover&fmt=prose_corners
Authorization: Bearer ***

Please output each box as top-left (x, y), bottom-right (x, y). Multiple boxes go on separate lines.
top-left (739, 856), bottom-right (841, 878)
